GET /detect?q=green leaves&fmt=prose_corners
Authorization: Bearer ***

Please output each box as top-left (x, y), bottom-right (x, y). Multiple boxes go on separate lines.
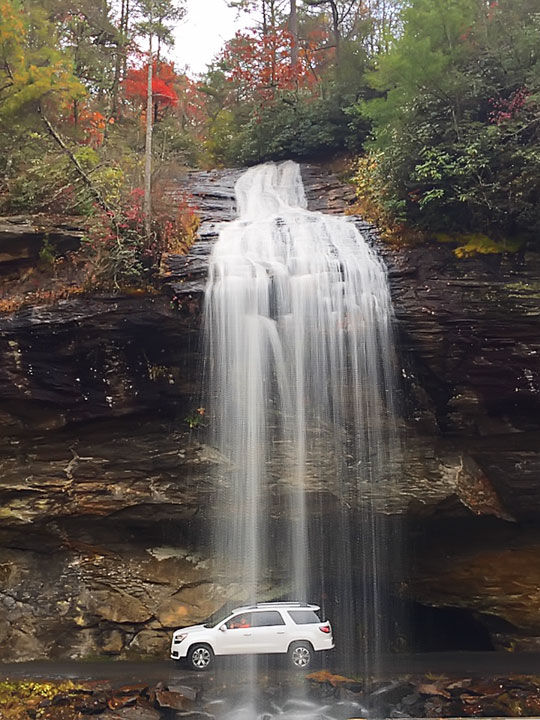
top-left (0, 0), bottom-right (84, 119)
top-left (133, 0), bottom-right (185, 46)
top-left (361, 0), bottom-right (540, 244)
top-left (230, 93), bottom-right (358, 165)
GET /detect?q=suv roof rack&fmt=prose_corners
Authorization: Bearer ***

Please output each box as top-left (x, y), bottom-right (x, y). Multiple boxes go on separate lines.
top-left (234, 601), bottom-right (319, 611)
top-left (256, 602), bottom-right (311, 608)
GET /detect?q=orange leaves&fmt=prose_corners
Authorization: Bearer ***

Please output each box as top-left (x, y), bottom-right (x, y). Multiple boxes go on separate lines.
top-left (154, 188), bottom-right (200, 256)
top-left (221, 28), bottom-right (327, 104)
top-left (306, 670), bottom-right (356, 687)
top-left (124, 61), bottom-right (179, 108)
top-left (75, 109), bottom-right (114, 147)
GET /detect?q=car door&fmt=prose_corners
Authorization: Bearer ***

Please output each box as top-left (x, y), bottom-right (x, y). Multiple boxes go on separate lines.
top-left (214, 612), bottom-right (254, 655)
top-left (248, 610), bottom-right (288, 653)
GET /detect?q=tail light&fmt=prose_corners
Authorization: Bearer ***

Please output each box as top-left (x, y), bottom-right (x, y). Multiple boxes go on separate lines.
top-left (319, 624), bottom-right (331, 634)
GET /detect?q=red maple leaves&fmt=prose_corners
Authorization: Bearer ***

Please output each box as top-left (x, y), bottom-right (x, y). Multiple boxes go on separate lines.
top-left (489, 87), bottom-right (529, 125)
top-left (124, 61), bottom-right (179, 108)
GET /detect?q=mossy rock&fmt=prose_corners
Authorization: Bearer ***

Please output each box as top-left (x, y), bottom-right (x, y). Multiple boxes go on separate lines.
top-left (0, 681), bottom-right (80, 718)
top-left (434, 232), bottom-right (524, 258)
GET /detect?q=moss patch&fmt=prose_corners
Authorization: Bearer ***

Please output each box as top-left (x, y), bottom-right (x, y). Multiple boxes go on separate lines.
top-left (434, 232), bottom-right (524, 258)
top-left (0, 681), bottom-right (80, 719)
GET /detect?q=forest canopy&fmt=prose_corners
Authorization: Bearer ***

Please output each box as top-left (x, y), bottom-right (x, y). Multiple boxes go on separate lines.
top-left (0, 0), bottom-right (538, 290)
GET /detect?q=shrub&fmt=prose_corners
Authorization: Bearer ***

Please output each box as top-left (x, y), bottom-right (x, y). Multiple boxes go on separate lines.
top-left (363, 0), bottom-right (540, 246)
top-left (209, 92), bottom-right (370, 167)
top-left (81, 188), bottom-right (199, 289)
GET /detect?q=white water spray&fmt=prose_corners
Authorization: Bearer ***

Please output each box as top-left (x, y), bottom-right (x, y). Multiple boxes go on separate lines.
top-left (204, 161), bottom-right (399, 679)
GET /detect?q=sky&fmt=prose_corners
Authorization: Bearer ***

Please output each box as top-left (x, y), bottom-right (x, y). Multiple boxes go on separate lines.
top-left (174, 0), bottom-right (250, 75)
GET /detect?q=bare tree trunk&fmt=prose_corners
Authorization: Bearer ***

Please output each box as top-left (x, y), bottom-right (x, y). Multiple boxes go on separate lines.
top-left (111, 0), bottom-right (126, 119)
top-left (270, 0), bottom-right (276, 30)
top-left (144, 32), bottom-right (153, 239)
top-left (155, 22), bottom-right (162, 123)
top-left (289, 0), bottom-right (299, 65)
top-left (269, 0), bottom-right (276, 86)
top-left (121, 0), bottom-right (130, 92)
top-left (262, 0), bottom-right (268, 34)
top-left (305, 0), bottom-right (341, 64)
top-left (330, 0), bottom-right (340, 64)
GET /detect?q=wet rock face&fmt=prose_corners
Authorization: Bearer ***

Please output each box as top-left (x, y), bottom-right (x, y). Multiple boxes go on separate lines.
top-left (0, 441), bottom-right (225, 662)
top-left (0, 294), bottom-right (226, 660)
top-left (0, 163), bottom-right (539, 659)
top-left (0, 295), bottom-right (202, 432)
top-left (381, 242), bottom-right (540, 646)
top-left (0, 215), bottom-right (84, 272)
top-left (0, 171), bottom-right (249, 662)
top-left (385, 243), bottom-right (540, 498)
top-left (411, 523), bottom-right (540, 634)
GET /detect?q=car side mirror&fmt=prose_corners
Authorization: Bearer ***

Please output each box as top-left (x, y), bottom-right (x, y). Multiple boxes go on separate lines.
top-left (219, 625), bottom-right (227, 632)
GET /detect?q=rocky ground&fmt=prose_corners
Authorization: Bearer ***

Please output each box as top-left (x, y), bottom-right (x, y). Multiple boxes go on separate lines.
top-left (3, 670), bottom-right (540, 719)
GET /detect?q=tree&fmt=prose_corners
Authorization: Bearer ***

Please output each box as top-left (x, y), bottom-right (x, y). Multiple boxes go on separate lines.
top-left (302, 0), bottom-right (383, 67)
top-left (366, 0), bottom-right (481, 142)
top-left (220, 27), bottom-right (322, 103)
top-left (363, 0), bottom-right (540, 239)
top-left (124, 60), bottom-right (179, 113)
top-left (134, 0), bottom-right (185, 237)
top-left (0, 0), bottom-right (127, 217)
top-left (111, 0), bottom-right (133, 118)
top-left (362, 0), bottom-right (405, 55)
top-left (0, 0), bottom-right (84, 120)
top-left (33, 0), bottom-right (120, 119)
top-left (303, 0), bottom-right (342, 62)
top-left (289, 0), bottom-right (299, 65)
top-left (228, 0), bottom-right (288, 34)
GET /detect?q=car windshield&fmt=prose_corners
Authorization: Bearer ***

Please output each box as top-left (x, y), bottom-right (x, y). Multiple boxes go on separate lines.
top-left (203, 606), bottom-right (238, 628)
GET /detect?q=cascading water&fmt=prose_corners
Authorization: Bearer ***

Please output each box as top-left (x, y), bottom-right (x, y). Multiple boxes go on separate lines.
top-left (203, 161), bottom-right (401, 716)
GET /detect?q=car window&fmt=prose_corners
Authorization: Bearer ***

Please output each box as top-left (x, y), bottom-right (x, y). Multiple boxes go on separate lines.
top-left (205, 606), bottom-right (235, 627)
top-left (288, 610), bottom-right (321, 625)
top-left (251, 611), bottom-right (285, 627)
top-left (226, 613), bottom-right (253, 629)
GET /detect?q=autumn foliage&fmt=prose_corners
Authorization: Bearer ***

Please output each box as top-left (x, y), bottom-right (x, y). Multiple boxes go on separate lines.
top-left (82, 187), bottom-right (199, 288)
top-left (489, 87), bottom-right (530, 125)
top-left (73, 108), bottom-right (114, 147)
top-left (221, 28), bottom-right (327, 102)
top-left (1, 0), bottom-right (539, 305)
top-left (124, 61), bottom-right (179, 110)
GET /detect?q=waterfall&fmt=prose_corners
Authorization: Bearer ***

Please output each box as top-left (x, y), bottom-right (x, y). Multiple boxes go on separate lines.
top-left (203, 161), bottom-right (400, 681)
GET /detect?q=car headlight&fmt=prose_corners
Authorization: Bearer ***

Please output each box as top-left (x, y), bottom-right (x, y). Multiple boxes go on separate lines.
top-left (173, 633), bottom-right (187, 644)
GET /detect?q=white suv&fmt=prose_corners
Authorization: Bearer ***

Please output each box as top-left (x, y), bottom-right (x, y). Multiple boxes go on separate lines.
top-left (170, 602), bottom-right (334, 671)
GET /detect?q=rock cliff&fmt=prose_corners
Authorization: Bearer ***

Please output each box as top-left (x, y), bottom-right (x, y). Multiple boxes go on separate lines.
top-left (0, 164), bottom-right (539, 660)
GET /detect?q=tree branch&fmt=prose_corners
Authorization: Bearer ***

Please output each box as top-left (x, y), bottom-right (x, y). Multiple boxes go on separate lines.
top-left (38, 105), bottom-right (112, 214)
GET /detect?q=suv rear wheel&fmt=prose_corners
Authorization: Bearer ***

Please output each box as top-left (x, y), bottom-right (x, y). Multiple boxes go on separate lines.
top-left (187, 643), bottom-right (214, 671)
top-left (288, 642), bottom-right (313, 670)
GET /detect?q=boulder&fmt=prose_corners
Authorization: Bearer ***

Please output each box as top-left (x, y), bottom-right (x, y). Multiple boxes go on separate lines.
top-left (155, 688), bottom-right (193, 711)
top-left (128, 630), bottom-right (169, 656)
top-left (83, 589), bottom-right (151, 624)
top-left (157, 584), bottom-right (225, 628)
top-left (101, 629), bottom-right (124, 654)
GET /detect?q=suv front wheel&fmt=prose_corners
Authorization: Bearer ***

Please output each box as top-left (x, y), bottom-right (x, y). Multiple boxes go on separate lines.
top-left (288, 642), bottom-right (313, 670)
top-left (187, 643), bottom-right (214, 671)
